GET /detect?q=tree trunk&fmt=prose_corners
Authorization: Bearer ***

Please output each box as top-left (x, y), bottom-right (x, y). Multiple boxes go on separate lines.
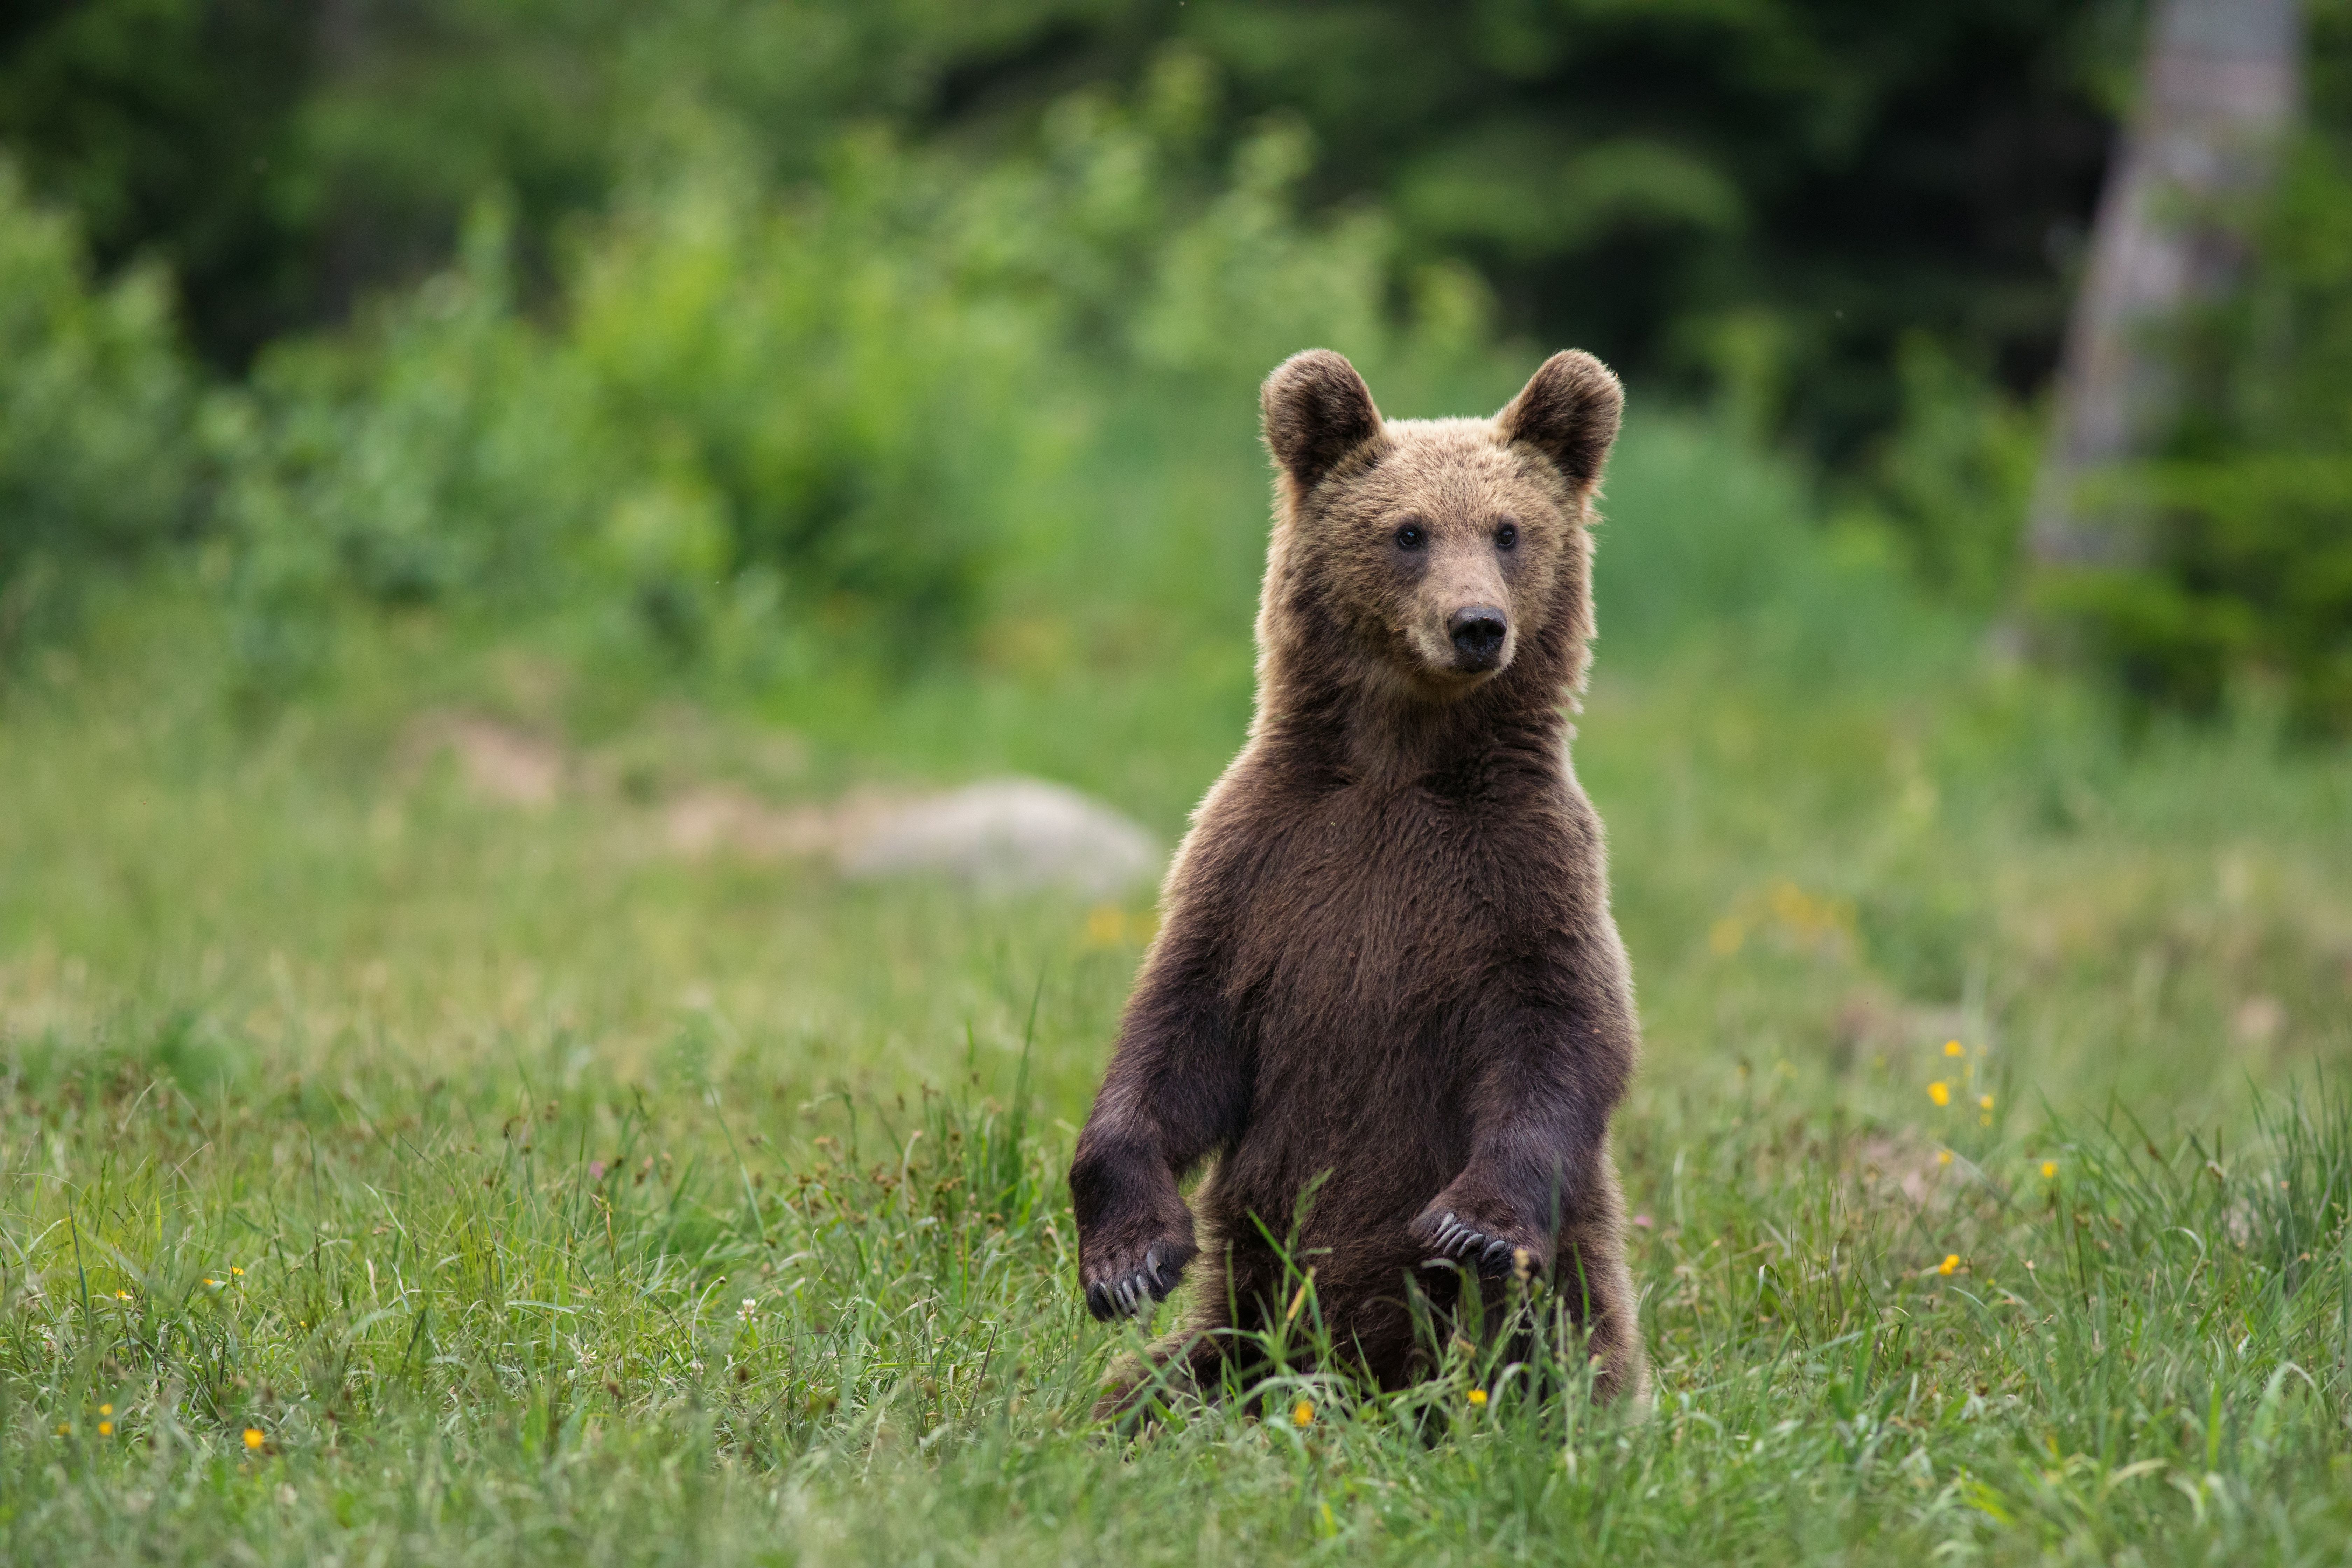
top-left (2027, 0), bottom-right (2301, 567)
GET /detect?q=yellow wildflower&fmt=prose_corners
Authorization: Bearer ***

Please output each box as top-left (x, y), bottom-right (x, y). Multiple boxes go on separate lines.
top-left (55, 1422), bottom-right (70, 1436)
top-left (1937, 1149), bottom-right (1952, 1166)
top-left (1928, 1081), bottom-right (1951, 1107)
top-left (2041, 1161), bottom-right (2058, 1179)
top-left (1945, 1041), bottom-right (1965, 1057)
top-left (114, 1290), bottom-right (132, 1300)
top-left (98, 1422), bottom-right (114, 1437)
top-left (1467, 1388), bottom-right (1488, 1407)
top-left (244, 1428), bottom-right (265, 1451)
top-left (1292, 1400), bottom-right (1315, 1428)
top-left (99, 1404), bottom-right (113, 1416)
top-left (1938, 1254), bottom-right (1960, 1276)
top-left (1979, 1094), bottom-right (1994, 1110)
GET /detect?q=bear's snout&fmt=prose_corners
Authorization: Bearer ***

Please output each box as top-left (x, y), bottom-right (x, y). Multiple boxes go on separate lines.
top-left (1447, 606), bottom-right (1510, 671)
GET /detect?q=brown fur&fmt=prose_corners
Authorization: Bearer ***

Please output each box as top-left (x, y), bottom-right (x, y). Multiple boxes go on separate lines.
top-left (1068, 349), bottom-right (1646, 1417)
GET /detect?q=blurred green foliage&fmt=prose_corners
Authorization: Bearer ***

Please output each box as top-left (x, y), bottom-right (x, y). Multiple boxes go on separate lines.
top-left (4, 0), bottom-right (2351, 733)
top-left (2, 0), bottom-right (2120, 461)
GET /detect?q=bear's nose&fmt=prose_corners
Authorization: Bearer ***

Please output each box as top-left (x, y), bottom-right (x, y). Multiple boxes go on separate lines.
top-left (1447, 607), bottom-right (1508, 669)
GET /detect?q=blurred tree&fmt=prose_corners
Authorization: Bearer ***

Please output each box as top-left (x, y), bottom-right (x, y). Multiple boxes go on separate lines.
top-left (1156, 0), bottom-right (2128, 464)
top-left (0, 0), bottom-right (1133, 365)
top-left (0, 0), bottom-right (317, 365)
top-left (2028, 0), bottom-right (2301, 569)
top-left (2043, 0), bottom-right (2352, 734)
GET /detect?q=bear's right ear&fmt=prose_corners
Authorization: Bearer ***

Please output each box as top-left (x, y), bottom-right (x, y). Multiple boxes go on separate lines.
top-left (1261, 349), bottom-right (1383, 494)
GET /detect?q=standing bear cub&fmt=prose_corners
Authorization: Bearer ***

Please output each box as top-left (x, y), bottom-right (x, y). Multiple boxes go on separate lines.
top-left (1069, 348), bottom-right (1646, 1413)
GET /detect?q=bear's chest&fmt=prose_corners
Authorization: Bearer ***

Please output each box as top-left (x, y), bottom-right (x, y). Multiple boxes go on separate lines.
top-left (1221, 784), bottom-right (1553, 1038)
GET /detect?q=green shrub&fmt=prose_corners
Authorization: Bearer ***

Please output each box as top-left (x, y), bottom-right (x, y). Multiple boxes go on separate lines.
top-left (211, 152), bottom-right (1068, 687)
top-left (211, 200), bottom-right (599, 661)
top-left (0, 159), bottom-right (197, 650)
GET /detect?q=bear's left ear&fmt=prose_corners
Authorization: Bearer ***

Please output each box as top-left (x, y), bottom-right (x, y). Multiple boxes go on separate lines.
top-left (1262, 349), bottom-right (1384, 494)
top-left (1495, 351), bottom-right (1622, 497)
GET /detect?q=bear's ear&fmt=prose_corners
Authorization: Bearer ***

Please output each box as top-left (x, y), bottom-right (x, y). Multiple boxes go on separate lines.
top-left (1261, 349), bottom-right (1384, 493)
top-left (1494, 350), bottom-right (1622, 496)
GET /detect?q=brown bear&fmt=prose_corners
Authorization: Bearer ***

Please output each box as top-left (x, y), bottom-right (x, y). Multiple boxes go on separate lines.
top-left (1068, 348), bottom-right (1646, 1416)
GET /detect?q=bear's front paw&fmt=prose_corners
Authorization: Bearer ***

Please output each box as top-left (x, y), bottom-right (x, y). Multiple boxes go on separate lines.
top-left (1409, 1205), bottom-right (1536, 1279)
top-left (1081, 1236), bottom-right (1196, 1322)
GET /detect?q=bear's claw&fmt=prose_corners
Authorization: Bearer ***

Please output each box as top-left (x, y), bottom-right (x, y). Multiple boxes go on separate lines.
top-left (1417, 1211), bottom-right (1520, 1276)
top-left (1084, 1246), bottom-right (1183, 1322)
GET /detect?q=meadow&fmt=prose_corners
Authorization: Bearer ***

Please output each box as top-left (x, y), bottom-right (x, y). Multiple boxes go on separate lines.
top-left (4, 392), bottom-right (2352, 1565)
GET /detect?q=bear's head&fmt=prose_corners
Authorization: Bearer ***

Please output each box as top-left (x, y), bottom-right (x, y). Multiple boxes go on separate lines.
top-left (1256, 349), bottom-right (1621, 710)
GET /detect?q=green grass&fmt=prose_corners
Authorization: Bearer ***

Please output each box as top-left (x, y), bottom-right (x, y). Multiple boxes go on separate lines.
top-left (5, 414), bottom-right (2352, 1562)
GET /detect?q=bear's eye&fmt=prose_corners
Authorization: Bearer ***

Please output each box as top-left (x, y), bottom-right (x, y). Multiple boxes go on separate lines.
top-left (1494, 521), bottom-right (1518, 551)
top-left (1393, 522), bottom-right (1426, 552)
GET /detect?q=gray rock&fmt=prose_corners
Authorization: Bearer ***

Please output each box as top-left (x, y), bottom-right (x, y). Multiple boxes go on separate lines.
top-left (838, 777), bottom-right (1161, 898)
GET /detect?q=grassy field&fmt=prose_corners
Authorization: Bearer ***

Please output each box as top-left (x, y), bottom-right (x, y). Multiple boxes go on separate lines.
top-left (5, 412), bottom-right (2352, 1563)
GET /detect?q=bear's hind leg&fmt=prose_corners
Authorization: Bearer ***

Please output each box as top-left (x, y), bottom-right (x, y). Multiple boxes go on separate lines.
top-left (1091, 1247), bottom-right (1239, 1426)
top-left (1091, 1310), bottom-right (1235, 1424)
top-left (1553, 1155), bottom-right (1648, 1407)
